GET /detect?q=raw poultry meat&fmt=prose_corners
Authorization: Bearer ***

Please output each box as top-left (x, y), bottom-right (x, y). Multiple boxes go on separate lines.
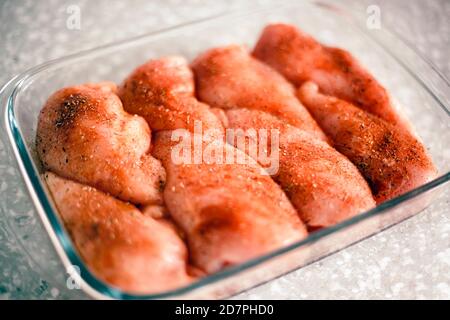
top-left (36, 82), bottom-right (165, 205)
top-left (191, 45), bottom-right (328, 142)
top-left (119, 56), bottom-right (308, 273)
top-left (298, 82), bottom-right (437, 203)
top-left (153, 132), bottom-right (307, 272)
top-left (44, 171), bottom-right (193, 294)
top-left (192, 45), bottom-right (374, 229)
top-left (253, 23), bottom-right (414, 135)
top-left (119, 56), bottom-right (225, 140)
top-left (35, 22), bottom-right (439, 294)
top-left (225, 108), bottom-right (375, 230)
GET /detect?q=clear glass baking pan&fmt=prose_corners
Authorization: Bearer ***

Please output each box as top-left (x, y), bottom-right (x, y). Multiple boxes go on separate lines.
top-left (1, 0), bottom-right (449, 299)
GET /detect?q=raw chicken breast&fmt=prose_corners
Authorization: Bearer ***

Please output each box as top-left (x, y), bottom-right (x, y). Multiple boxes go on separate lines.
top-left (152, 132), bottom-right (307, 273)
top-left (119, 56), bottom-right (307, 273)
top-left (191, 45), bottom-right (327, 142)
top-left (253, 23), bottom-right (414, 134)
top-left (44, 171), bottom-right (193, 294)
top-left (36, 82), bottom-right (165, 205)
top-left (226, 108), bottom-right (375, 230)
top-left (298, 82), bottom-right (437, 203)
top-left (119, 56), bottom-right (224, 140)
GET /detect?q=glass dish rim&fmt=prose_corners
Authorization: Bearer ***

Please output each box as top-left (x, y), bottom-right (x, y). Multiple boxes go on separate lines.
top-left (1, 0), bottom-right (449, 299)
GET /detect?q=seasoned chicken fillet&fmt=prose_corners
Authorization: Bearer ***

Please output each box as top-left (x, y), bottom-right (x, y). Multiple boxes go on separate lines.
top-left (44, 171), bottom-right (193, 294)
top-left (191, 45), bottom-right (327, 142)
top-left (153, 132), bottom-right (307, 273)
top-left (253, 23), bottom-right (414, 134)
top-left (298, 82), bottom-right (438, 203)
top-left (119, 56), bottom-right (224, 139)
top-left (36, 82), bottom-right (165, 205)
top-left (119, 56), bottom-right (307, 273)
top-left (226, 109), bottom-right (375, 230)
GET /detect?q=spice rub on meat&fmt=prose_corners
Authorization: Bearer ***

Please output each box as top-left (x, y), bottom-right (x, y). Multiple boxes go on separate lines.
top-left (192, 45), bottom-right (375, 229)
top-left (253, 23), bottom-right (415, 135)
top-left (298, 82), bottom-right (437, 203)
top-left (119, 56), bottom-right (308, 273)
top-left (36, 82), bottom-right (165, 205)
top-left (119, 56), bottom-right (225, 140)
top-left (44, 171), bottom-right (193, 294)
top-left (191, 45), bottom-right (328, 142)
top-left (34, 22), bottom-right (439, 294)
top-left (225, 108), bottom-right (375, 230)
top-left (153, 132), bottom-right (307, 273)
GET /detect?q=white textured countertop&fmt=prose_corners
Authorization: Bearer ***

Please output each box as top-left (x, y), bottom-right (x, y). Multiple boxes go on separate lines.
top-left (0, 0), bottom-right (449, 299)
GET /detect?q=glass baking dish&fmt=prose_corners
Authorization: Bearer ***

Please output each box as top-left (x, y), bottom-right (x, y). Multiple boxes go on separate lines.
top-left (1, 0), bottom-right (449, 299)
